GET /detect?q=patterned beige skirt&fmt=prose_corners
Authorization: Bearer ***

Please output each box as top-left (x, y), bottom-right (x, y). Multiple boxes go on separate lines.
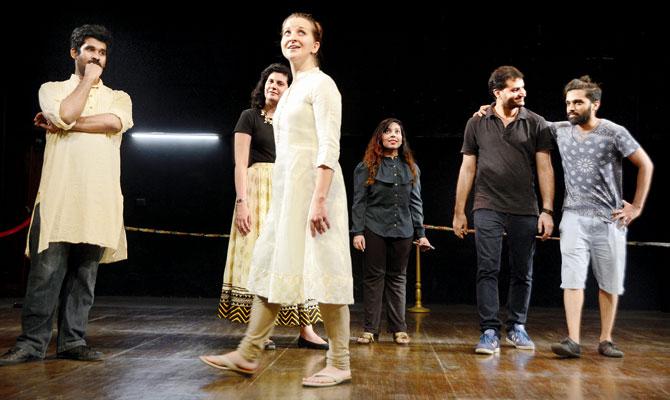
top-left (217, 162), bottom-right (321, 326)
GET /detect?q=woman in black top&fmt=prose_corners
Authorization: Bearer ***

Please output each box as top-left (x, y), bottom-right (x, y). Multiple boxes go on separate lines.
top-left (217, 63), bottom-right (328, 350)
top-left (351, 118), bottom-right (432, 345)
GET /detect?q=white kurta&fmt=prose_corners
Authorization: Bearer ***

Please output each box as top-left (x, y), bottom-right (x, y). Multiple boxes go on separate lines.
top-left (247, 68), bottom-right (354, 305)
top-left (28, 75), bottom-right (134, 263)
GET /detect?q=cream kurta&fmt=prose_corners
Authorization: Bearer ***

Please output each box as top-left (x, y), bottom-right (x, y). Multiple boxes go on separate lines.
top-left (247, 68), bottom-right (353, 305)
top-left (28, 75), bottom-right (133, 263)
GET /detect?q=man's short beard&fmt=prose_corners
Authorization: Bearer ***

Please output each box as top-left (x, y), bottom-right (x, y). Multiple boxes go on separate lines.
top-left (568, 109), bottom-right (591, 126)
top-left (506, 98), bottom-right (522, 109)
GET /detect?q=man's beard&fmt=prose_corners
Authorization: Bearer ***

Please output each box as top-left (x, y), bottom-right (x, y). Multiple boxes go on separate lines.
top-left (568, 106), bottom-right (591, 126)
top-left (505, 97), bottom-right (523, 109)
top-left (77, 58), bottom-right (104, 74)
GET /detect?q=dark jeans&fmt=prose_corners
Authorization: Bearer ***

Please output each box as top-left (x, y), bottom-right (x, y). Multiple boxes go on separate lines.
top-left (474, 209), bottom-right (537, 335)
top-left (362, 229), bottom-right (413, 334)
top-left (16, 204), bottom-right (103, 357)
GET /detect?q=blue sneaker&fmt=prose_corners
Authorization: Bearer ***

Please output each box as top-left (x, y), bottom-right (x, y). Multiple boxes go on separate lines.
top-left (475, 329), bottom-right (500, 354)
top-left (506, 324), bottom-right (535, 350)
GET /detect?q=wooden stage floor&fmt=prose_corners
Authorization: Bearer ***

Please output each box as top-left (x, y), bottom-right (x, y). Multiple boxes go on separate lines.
top-left (0, 297), bottom-right (668, 399)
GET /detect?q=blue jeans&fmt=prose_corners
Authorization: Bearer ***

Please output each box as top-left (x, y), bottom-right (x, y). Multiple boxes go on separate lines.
top-left (16, 204), bottom-right (103, 357)
top-left (474, 209), bottom-right (537, 334)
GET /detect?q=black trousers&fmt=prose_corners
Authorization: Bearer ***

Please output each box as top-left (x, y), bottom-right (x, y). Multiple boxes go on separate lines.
top-left (362, 229), bottom-right (413, 334)
top-left (473, 209), bottom-right (537, 334)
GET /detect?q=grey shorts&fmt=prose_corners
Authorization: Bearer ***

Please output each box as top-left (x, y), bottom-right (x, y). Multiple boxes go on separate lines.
top-left (559, 211), bottom-right (627, 295)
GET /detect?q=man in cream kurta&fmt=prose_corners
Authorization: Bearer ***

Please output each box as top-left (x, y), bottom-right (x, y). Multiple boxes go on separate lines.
top-left (0, 24), bottom-right (133, 366)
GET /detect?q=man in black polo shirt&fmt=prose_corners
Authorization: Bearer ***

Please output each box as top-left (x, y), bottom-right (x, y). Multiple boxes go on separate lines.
top-left (453, 65), bottom-right (555, 354)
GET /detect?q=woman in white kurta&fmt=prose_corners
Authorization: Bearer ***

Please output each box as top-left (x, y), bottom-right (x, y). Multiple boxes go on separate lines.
top-left (245, 55), bottom-right (352, 308)
top-left (217, 63), bottom-right (329, 351)
top-left (201, 13), bottom-right (353, 387)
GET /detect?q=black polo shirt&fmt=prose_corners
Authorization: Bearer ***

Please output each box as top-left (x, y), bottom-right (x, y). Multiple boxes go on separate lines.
top-left (461, 106), bottom-right (553, 216)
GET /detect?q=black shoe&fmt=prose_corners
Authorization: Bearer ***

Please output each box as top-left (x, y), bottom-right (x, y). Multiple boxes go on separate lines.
top-left (0, 347), bottom-right (43, 366)
top-left (551, 337), bottom-right (581, 358)
top-left (264, 339), bottom-right (276, 350)
top-left (298, 336), bottom-right (329, 350)
top-left (57, 345), bottom-right (104, 361)
top-left (598, 341), bottom-right (624, 358)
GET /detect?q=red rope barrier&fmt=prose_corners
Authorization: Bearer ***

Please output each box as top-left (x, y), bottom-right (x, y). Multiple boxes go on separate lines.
top-left (0, 217), bottom-right (31, 238)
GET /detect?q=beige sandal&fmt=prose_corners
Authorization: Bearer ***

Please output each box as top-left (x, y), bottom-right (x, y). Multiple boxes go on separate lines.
top-left (302, 372), bottom-right (352, 387)
top-left (356, 332), bottom-right (376, 344)
top-left (393, 332), bottom-right (411, 345)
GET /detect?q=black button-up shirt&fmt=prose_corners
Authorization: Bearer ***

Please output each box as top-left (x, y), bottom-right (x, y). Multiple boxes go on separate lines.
top-left (351, 157), bottom-right (425, 238)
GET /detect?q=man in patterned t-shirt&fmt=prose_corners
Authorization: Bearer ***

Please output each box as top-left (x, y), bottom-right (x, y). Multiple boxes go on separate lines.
top-left (550, 76), bottom-right (653, 359)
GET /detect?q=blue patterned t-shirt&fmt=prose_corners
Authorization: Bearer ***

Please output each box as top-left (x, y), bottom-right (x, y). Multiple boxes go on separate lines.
top-left (551, 119), bottom-right (640, 222)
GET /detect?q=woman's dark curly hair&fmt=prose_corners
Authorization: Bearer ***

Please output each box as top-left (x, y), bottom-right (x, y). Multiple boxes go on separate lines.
top-left (250, 63), bottom-right (292, 109)
top-left (362, 118), bottom-right (417, 185)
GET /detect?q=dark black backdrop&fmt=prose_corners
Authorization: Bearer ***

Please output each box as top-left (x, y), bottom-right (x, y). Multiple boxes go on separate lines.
top-left (1, 6), bottom-right (668, 311)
